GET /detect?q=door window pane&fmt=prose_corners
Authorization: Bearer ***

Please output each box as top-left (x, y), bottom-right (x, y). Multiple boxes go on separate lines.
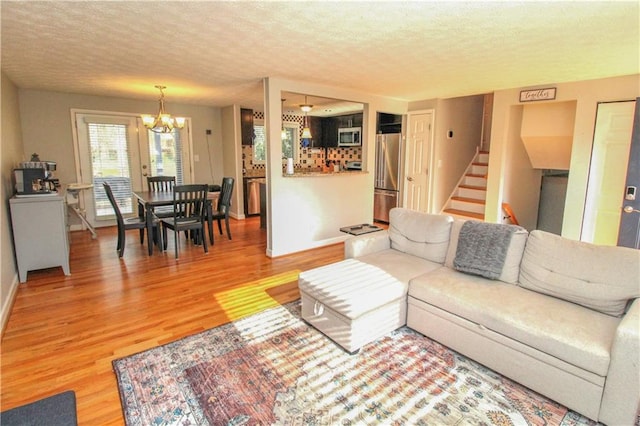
top-left (148, 129), bottom-right (184, 184)
top-left (88, 123), bottom-right (133, 217)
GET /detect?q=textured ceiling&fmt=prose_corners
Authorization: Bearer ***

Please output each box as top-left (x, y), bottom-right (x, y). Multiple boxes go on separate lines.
top-left (2, 1), bottom-right (638, 112)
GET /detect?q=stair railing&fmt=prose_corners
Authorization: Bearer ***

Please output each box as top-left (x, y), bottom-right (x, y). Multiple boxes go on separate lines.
top-left (440, 147), bottom-right (480, 214)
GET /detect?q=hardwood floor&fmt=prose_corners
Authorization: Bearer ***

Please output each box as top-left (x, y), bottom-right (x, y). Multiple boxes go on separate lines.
top-left (1, 216), bottom-right (344, 424)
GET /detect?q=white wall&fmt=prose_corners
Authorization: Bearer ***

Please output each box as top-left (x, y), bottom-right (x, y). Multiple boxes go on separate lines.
top-left (501, 105), bottom-right (542, 230)
top-left (220, 105), bottom-right (244, 219)
top-left (264, 77), bottom-right (407, 257)
top-left (1, 72), bottom-right (25, 332)
top-left (407, 95), bottom-right (484, 213)
top-left (486, 74), bottom-right (640, 239)
top-left (17, 90), bottom-right (223, 189)
top-left (431, 95), bottom-right (485, 212)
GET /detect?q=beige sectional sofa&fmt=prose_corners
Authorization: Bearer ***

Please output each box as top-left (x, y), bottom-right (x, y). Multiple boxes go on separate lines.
top-left (300, 207), bottom-right (640, 425)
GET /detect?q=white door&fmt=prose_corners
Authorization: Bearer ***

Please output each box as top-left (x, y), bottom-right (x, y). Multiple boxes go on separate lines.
top-left (73, 112), bottom-right (193, 227)
top-left (404, 111), bottom-right (434, 213)
top-left (582, 101), bottom-right (635, 245)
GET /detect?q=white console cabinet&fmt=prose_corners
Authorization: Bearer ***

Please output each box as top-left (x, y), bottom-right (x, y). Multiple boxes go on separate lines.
top-left (10, 194), bottom-right (70, 282)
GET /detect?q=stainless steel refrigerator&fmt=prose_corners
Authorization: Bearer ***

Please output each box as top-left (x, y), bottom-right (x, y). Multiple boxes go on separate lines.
top-left (374, 133), bottom-right (402, 222)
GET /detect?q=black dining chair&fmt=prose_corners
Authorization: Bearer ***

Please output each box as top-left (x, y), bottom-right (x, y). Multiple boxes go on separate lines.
top-left (103, 182), bottom-right (160, 257)
top-left (210, 177), bottom-right (235, 240)
top-left (147, 176), bottom-right (176, 218)
top-left (161, 184), bottom-right (209, 259)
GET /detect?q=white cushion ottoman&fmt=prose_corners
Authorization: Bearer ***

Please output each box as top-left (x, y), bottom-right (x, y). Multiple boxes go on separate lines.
top-left (298, 258), bottom-right (408, 353)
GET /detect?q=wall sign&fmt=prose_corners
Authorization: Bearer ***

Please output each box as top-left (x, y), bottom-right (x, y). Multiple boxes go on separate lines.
top-left (520, 88), bottom-right (557, 102)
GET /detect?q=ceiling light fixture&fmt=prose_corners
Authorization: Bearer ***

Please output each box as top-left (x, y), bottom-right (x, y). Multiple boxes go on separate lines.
top-left (281, 99), bottom-right (288, 140)
top-left (141, 85), bottom-right (185, 133)
top-left (301, 96), bottom-right (313, 141)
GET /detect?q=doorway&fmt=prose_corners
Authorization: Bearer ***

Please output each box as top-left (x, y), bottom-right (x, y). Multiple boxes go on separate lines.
top-left (72, 111), bottom-right (193, 227)
top-left (582, 100), bottom-right (636, 246)
top-left (404, 110), bottom-right (434, 213)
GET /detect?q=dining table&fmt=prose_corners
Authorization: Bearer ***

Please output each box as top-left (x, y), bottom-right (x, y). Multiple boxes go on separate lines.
top-left (133, 190), bottom-right (219, 255)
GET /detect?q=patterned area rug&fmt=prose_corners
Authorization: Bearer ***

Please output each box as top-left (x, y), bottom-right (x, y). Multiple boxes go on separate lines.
top-left (113, 301), bottom-right (601, 426)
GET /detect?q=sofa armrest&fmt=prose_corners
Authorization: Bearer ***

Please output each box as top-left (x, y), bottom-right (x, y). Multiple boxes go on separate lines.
top-left (344, 230), bottom-right (390, 259)
top-left (599, 298), bottom-right (640, 425)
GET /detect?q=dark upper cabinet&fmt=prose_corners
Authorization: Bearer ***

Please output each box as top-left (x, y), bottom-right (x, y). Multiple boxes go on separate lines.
top-left (241, 108), bottom-right (254, 145)
top-left (322, 118), bottom-right (339, 147)
top-left (377, 112), bottom-right (402, 134)
top-left (352, 113), bottom-right (363, 128)
top-left (336, 113), bottom-right (363, 129)
top-left (308, 116), bottom-right (324, 148)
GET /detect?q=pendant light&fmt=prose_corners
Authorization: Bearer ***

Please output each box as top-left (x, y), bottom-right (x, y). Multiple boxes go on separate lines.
top-left (141, 85), bottom-right (185, 133)
top-left (281, 99), bottom-right (288, 140)
top-left (300, 96), bottom-right (313, 142)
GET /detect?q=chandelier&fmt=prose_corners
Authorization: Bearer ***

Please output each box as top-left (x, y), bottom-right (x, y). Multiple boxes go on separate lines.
top-left (141, 85), bottom-right (185, 133)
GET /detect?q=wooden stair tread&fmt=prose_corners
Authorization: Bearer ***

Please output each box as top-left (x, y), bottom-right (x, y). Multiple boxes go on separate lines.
top-left (452, 196), bottom-right (485, 205)
top-left (465, 173), bottom-right (487, 178)
top-left (459, 184), bottom-right (486, 191)
top-left (443, 209), bottom-right (485, 220)
top-left (472, 162), bottom-right (488, 166)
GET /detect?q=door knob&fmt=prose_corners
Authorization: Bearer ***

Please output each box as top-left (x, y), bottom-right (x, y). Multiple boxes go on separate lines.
top-left (623, 206), bottom-right (640, 213)
top-left (407, 177), bottom-right (414, 181)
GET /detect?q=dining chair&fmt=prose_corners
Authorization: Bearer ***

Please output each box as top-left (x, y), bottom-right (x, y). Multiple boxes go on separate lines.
top-left (210, 177), bottom-right (235, 240)
top-left (161, 184), bottom-right (209, 259)
top-left (147, 176), bottom-right (176, 218)
top-left (103, 182), bottom-right (160, 257)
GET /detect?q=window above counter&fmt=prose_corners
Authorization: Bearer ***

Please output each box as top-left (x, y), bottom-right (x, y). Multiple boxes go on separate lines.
top-left (252, 119), bottom-right (300, 165)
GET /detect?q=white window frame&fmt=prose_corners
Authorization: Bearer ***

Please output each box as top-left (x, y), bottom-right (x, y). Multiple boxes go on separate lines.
top-left (253, 119), bottom-right (300, 165)
top-left (70, 108), bottom-right (195, 228)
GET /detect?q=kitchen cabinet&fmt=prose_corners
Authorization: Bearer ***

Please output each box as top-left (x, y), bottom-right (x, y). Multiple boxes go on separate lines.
top-left (337, 113), bottom-right (363, 129)
top-left (377, 112), bottom-right (402, 134)
top-left (308, 116), bottom-right (324, 148)
top-left (241, 108), bottom-right (254, 145)
top-left (10, 194), bottom-right (70, 282)
top-left (322, 118), bottom-right (339, 147)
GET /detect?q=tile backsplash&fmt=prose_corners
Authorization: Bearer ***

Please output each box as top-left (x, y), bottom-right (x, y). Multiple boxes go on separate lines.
top-left (243, 145), bottom-right (362, 174)
top-left (243, 110), bottom-right (362, 175)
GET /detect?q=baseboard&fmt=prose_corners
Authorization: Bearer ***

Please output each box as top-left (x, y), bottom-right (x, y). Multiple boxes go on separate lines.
top-left (1, 273), bottom-right (20, 337)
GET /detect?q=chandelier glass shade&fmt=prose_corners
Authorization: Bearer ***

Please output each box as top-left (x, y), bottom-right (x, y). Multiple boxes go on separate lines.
top-left (141, 85), bottom-right (185, 133)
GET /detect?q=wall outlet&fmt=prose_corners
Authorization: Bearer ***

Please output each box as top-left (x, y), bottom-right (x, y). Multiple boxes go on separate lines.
top-left (194, 154), bottom-right (200, 162)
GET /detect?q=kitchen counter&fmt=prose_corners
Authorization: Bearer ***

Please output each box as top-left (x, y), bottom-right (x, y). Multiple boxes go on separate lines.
top-left (282, 170), bottom-right (367, 177)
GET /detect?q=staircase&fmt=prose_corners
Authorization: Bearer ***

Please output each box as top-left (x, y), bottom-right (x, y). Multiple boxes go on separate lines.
top-left (442, 151), bottom-right (489, 221)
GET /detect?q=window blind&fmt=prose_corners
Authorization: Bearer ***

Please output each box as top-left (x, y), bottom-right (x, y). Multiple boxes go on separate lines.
top-left (87, 122), bottom-right (134, 217)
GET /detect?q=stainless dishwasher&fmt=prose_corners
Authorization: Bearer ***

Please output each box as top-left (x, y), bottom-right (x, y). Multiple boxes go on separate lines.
top-left (246, 178), bottom-right (262, 216)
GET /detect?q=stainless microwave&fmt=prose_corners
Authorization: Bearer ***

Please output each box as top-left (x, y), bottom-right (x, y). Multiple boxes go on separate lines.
top-left (338, 127), bottom-right (361, 146)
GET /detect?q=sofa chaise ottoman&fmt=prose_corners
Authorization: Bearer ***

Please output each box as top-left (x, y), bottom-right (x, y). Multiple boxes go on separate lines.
top-left (298, 258), bottom-right (407, 353)
top-left (298, 213), bottom-right (453, 353)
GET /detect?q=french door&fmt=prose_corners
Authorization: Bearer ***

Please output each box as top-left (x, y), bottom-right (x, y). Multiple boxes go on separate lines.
top-left (72, 111), bottom-right (193, 227)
